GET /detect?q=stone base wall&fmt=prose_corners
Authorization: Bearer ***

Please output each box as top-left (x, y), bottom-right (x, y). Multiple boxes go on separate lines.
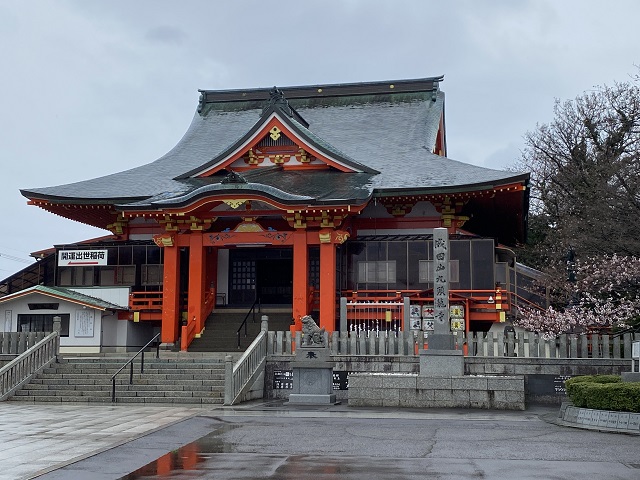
top-left (558, 403), bottom-right (640, 434)
top-left (465, 357), bottom-right (628, 376)
top-left (347, 373), bottom-right (525, 410)
top-left (266, 355), bottom-right (628, 405)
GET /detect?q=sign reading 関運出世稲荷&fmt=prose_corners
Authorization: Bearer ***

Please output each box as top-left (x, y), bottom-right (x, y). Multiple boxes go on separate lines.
top-left (58, 250), bottom-right (108, 266)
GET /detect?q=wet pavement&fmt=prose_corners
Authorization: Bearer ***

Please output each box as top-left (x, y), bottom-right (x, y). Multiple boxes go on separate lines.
top-left (0, 403), bottom-right (206, 480)
top-left (3, 401), bottom-right (640, 480)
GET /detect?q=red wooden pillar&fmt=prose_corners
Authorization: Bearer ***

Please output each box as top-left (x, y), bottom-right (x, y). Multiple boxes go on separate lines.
top-left (206, 246), bottom-right (218, 316)
top-left (318, 230), bottom-right (336, 332)
top-left (161, 244), bottom-right (180, 344)
top-left (188, 232), bottom-right (206, 340)
top-left (291, 229), bottom-right (308, 332)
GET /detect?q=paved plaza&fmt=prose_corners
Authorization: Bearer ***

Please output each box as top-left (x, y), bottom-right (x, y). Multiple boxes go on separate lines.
top-left (1, 402), bottom-right (638, 480)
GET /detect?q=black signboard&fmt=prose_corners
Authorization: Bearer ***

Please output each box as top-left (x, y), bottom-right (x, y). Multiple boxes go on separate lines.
top-left (527, 374), bottom-right (573, 396)
top-left (332, 371), bottom-right (349, 390)
top-left (273, 369), bottom-right (293, 389)
top-left (272, 370), bottom-right (351, 390)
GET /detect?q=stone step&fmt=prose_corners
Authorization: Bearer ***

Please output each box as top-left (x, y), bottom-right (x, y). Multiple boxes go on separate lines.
top-left (13, 352), bottom-right (238, 404)
top-left (58, 355), bottom-right (231, 363)
top-left (16, 388), bottom-right (224, 398)
top-left (21, 381), bottom-right (225, 391)
top-left (41, 367), bottom-right (226, 376)
top-left (51, 361), bottom-right (227, 368)
top-left (28, 380), bottom-right (225, 390)
top-left (9, 394), bottom-right (223, 404)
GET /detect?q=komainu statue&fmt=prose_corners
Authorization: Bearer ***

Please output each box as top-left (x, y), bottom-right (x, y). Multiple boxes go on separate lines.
top-left (300, 315), bottom-right (326, 346)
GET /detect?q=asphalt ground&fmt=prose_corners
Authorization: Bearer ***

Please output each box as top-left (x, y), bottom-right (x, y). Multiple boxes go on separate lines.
top-left (2, 402), bottom-right (639, 480)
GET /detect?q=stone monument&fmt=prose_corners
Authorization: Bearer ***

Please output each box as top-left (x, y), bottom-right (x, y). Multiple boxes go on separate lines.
top-left (419, 227), bottom-right (464, 376)
top-left (288, 315), bottom-right (337, 405)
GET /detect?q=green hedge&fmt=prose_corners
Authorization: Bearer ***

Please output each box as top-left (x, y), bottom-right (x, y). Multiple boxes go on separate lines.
top-left (565, 375), bottom-right (640, 412)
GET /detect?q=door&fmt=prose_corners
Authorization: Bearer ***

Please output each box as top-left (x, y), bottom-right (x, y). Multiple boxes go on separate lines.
top-left (229, 257), bottom-right (256, 305)
top-left (228, 248), bottom-right (293, 306)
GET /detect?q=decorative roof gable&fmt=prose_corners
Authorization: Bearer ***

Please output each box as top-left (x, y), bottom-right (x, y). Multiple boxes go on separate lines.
top-left (177, 87), bottom-right (379, 179)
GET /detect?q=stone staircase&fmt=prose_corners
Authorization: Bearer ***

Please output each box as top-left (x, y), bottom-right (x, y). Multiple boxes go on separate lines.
top-left (9, 354), bottom-right (229, 404)
top-left (188, 308), bottom-right (293, 352)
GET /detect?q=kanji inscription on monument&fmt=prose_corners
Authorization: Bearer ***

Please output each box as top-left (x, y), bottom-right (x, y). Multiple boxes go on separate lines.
top-left (433, 228), bottom-right (449, 334)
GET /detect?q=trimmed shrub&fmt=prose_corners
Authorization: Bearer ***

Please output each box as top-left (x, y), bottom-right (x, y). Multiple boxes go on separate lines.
top-left (565, 375), bottom-right (640, 412)
top-left (584, 383), bottom-right (640, 413)
top-left (565, 375), bottom-right (621, 386)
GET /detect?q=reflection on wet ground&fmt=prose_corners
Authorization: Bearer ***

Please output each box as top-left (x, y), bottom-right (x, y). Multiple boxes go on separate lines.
top-left (114, 407), bottom-right (640, 480)
top-left (119, 424), bottom-right (239, 480)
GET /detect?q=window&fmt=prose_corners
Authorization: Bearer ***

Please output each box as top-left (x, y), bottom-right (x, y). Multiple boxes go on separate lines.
top-left (58, 267), bottom-right (94, 286)
top-left (418, 260), bottom-right (460, 283)
top-left (28, 303), bottom-right (59, 310)
top-left (142, 264), bottom-right (163, 285)
top-left (358, 261), bottom-right (396, 283)
top-left (17, 314), bottom-right (70, 337)
top-left (98, 266), bottom-right (136, 286)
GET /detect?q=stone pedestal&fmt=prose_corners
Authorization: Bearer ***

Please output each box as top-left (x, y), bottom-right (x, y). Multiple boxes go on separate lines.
top-left (288, 345), bottom-right (336, 405)
top-left (419, 349), bottom-right (464, 377)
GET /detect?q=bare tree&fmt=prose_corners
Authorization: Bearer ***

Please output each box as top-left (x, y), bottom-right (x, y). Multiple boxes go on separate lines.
top-left (516, 80), bottom-right (640, 261)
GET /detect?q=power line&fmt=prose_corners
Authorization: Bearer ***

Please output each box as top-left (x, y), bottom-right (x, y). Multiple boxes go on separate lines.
top-left (0, 252), bottom-right (33, 264)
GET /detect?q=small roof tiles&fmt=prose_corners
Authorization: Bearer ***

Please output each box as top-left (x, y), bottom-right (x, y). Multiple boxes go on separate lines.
top-left (21, 76), bottom-right (529, 211)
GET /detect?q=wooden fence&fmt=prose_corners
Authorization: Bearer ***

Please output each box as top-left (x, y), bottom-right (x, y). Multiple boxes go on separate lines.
top-left (0, 332), bottom-right (48, 355)
top-left (267, 330), bottom-right (640, 359)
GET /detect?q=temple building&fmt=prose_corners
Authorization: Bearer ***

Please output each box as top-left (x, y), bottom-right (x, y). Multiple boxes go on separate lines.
top-left (2, 76), bottom-right (541, 352)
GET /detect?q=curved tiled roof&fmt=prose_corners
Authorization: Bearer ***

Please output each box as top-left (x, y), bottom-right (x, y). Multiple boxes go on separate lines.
top-left (21, 77), bottom-right (528, 208)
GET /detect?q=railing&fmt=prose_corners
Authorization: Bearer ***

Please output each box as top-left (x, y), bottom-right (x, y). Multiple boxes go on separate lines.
top-left (181, 319), bottom-right (197, 351)
top-left (0, 331), bottom-right (47, 355)
top-left (345, 300), bottom-right (405, 333)
top-left (111, 333), bottom-right (160, 402)
top-left (0, 331), bottom-right (59, 401)
top-left (237, 297), bottom-right (261, 348)
top-left (129, 291), bottom-right (163, 310)
top-left (225, 326), bottom-right (268, 405)
top-left (266, 330), bottom-right (640, 359)
top-left (204, 288), bottom-right (215, 315)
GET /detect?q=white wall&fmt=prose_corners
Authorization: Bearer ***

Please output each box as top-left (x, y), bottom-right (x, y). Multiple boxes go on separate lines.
top-left (0, 292), bottom-right (102, 352)
top-left (217, 249), bottom-right (230, 302)
top-left (71, 287), bottom-right (130, 308)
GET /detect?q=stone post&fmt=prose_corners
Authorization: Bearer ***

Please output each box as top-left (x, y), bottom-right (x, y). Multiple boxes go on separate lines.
top-left (261, 314), bottom-right (269, 332)
top-left (340, 297), bottom-right (348, 332)
top-left (403, 296), bottom-right (411, 332)
top-left (52, 315), bottom-right (62, 362)
top-left (224, 354), bottom-right (234, 405)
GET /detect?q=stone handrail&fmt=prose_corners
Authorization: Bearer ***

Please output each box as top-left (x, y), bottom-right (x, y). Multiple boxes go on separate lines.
top-left (266, 330), bottom-right (640, 359)
top-left (0, 331), bottom-right (59, 401)
top-left (225, 327), bottom-right (268, 405)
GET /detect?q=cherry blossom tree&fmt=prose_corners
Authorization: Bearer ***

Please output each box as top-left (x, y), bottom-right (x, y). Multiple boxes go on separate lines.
top-left (515, 254), bottom-right (640, 337)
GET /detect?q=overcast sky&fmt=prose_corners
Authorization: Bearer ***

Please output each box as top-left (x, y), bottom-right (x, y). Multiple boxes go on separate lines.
top-left (1, 0), bottom-right (639, 277)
